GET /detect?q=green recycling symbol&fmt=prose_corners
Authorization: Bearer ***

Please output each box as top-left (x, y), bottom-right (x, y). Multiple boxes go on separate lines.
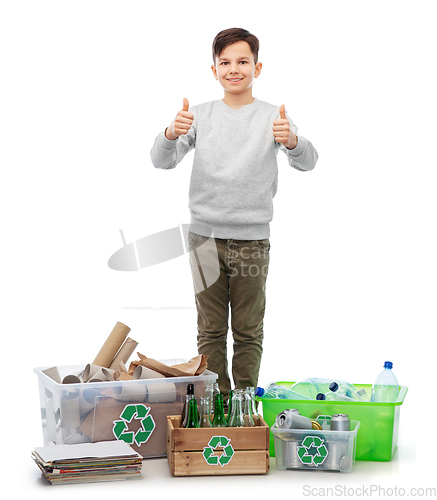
top-left (203, 436), bottom-right (235, 467)
top-left (112, 404), bottom-right (155, 447)
top-left (297, 435), bottom-right (328, 467)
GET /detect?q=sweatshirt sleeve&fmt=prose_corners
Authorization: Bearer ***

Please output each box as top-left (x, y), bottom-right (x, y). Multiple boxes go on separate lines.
top-left (277, 111), bottom-right (318, 172)
top-left (150, 109), bottom-right (197, 170)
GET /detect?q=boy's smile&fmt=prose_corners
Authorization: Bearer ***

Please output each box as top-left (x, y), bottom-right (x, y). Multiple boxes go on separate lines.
top-left (211, 40), bottom-right (262, 108)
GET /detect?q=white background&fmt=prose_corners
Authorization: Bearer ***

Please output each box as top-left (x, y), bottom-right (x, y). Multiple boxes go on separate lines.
top-left (1, 0), bottom-right (436, 496)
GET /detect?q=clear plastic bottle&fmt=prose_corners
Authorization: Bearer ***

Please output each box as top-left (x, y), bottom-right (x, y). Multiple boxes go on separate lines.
top-left (371, 361), bottom-right (399, 402)
top-left (291, 378), bottom-right (356, 399)
top-left (329, 382), bottom-right (365, 401)
top-left (255, 383), bottom-right (311, 400)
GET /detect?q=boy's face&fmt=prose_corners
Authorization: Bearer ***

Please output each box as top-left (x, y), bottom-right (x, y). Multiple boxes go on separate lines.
top-left (211, 40), bottom-right (262, 97)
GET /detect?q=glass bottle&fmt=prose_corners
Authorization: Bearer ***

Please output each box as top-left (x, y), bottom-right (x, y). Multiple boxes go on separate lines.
top-left (228, 389), bottom-right (245, 427)
top-left (199, 396), bottom-right (212, 427)
top-left (185, 398), bottom-right (200, 428)
top-left (226, 389), bottom-right (234, 425)
top-left (212, 393), bottom-right (227, 427)
top-left (204, 383), bottom-right (214, 414)
top-left (245, 386), bottom-right (259, 419)
top-left (243, 388), bottom-right (255, 427)
top-left (212, 382), bottom-right (220, 413)
top-left (181, 383), bottom-right (195, 424)
top-left (181, 394), bottom-right (195, 427)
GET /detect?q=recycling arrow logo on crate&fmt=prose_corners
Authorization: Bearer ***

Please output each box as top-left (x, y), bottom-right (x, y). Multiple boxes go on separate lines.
top-left (296, 435), bottom-right (328, 467)
top-left (203, 436), bottom-right (235, 467)
top-left (112, 404), bottom-right (155, 447)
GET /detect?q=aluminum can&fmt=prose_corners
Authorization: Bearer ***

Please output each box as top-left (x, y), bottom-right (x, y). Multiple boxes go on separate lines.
top-left (330, 413), bottom-right (350, 431)
top-left (275, 409), bottom-right (312, 429)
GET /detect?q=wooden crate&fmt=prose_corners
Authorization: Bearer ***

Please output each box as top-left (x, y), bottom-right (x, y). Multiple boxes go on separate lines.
top-left (166, 415), bottom-right (270, 476)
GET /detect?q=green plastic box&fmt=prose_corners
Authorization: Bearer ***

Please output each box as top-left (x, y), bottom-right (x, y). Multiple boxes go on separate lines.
top-left (257, 382), bottom-right (408, 462)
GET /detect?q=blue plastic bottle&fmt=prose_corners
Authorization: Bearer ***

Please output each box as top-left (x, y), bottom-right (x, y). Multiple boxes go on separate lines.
top-left (329, 382), bottom-right (365, 401)
top-left (255, 383), bottom-right (310, 400)
top-left (370, 361), bottom-right (399, 402)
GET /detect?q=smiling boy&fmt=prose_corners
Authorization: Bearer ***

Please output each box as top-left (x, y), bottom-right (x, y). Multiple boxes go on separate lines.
top-left (151, 28), bottom-right (318, 401)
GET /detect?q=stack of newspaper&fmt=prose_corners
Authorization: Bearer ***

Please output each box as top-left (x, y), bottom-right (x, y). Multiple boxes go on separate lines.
top-left (32, 441), bottom-right (143, 485)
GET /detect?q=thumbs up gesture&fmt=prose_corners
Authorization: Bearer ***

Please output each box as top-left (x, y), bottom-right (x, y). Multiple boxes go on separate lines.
top-left (272, 104), bottom-right (298, 149)
top-left (165, 98), bottom-right (194, 141)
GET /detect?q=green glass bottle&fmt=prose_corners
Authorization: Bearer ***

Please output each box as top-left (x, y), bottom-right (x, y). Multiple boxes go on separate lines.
top-left (212, 394), bottom-right (227, 427)
top-left (185, 398), bottom-right (200, 428)
top-left (226, 389), bottom-right (234, 425)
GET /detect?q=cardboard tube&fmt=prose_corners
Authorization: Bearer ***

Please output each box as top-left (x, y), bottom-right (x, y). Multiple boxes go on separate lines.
top-left (88, 368), bottom-right (115, 383)
top-left (79, 388), bottom-right (100, 418)
top-left (92, 322), bottom-right (131, 368)
top-left (109, 337), bottom-right (138, 370)
top-left (145, 382), bottom-right (177, 403)
top-left (133, 365), bottom-right (166, 380)
top-left (112, 384), bottom-right (147, 403)
top-left (42, 366), bottom-right (61, 383)
top-left (60, 395), bottom-right (81, 428)
top-left (62, 374), bottom-right (82, 384)
top-left (83, 364), bottom-right (105, 382)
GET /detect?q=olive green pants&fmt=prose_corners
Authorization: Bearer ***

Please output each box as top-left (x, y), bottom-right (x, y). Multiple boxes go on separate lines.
top-left (189, 233), bottom-right (270, 400)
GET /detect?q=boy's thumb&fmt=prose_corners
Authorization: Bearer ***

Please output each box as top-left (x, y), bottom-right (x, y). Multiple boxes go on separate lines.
top-left (182, 98), bottom-right (189, 112)
top-left (279, 104), bottom-right (286, 120)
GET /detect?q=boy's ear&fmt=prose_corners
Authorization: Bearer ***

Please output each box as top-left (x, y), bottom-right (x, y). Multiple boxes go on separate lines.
top-left (211, 64), bottom-right (218, 80)
top-left (255, 62), bottom-right (262, 78)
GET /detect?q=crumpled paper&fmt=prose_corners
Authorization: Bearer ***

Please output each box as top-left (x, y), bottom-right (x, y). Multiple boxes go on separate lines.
top-left (128, 353), bottom-right (209, 378)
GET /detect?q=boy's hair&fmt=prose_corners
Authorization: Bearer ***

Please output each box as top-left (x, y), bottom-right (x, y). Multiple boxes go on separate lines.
top-left (212, 28), bottom-right (260, 64)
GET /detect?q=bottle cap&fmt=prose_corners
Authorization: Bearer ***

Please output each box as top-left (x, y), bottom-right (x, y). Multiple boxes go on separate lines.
top-left (255, 387), bottom-right (265, 397)
top-left (384, 361), bottom-right (393, 369)
top-left (316, 393), bottom-right (326, 400)
top-left (329, 382), bottom-right (339, 392)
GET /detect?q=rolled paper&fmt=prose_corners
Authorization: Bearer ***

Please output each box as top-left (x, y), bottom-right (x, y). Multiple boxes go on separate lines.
top-left (42, 366), bottom-right (61, 383)
top-left (112, 383), bottom-right (147, 403)
top-left (92, 321), bottom-right (131, 368)
top-left (83, 364), bottom-right (105, 383)
top-left (145, 382), bottom-right (177, 403)
top-left (62, 374), bottom-right (82, 384)
top-left (60, 394), bottom-right (81, 428)
top-left (88, 368), bottom-right (115, 383)
top-left (109, 337), bottom-right (138, 370)
top-left (119, 372), bottom-right (132, 380)
top-left (133, 365), bottom-right (166, 380)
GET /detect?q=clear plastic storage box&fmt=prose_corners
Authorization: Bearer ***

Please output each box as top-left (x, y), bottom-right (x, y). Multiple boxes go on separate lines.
top-left (272, 420), bottom-right (360, 472)
top-left (34, 361), bottom-right (218, 458)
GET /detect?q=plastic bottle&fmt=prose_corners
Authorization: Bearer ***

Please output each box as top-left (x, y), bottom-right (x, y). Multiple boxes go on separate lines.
top-left (329, 382), bottom-right (365, 401)
top-left (291, 378), bottom-right (356, 399)
top-left (255, 383), bottom-right (311, 400)
top-left (371, 361), bottom-right (399, 402)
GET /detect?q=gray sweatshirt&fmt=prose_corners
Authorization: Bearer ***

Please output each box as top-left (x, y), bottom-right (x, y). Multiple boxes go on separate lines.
top-left (150, 98), bottom-right (318, 240)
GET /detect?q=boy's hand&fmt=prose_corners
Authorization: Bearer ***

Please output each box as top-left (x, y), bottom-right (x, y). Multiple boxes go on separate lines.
top-left (273, 104), bottom-right (298, 149)
top-left (165, 98), bottom-right (194, 141)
